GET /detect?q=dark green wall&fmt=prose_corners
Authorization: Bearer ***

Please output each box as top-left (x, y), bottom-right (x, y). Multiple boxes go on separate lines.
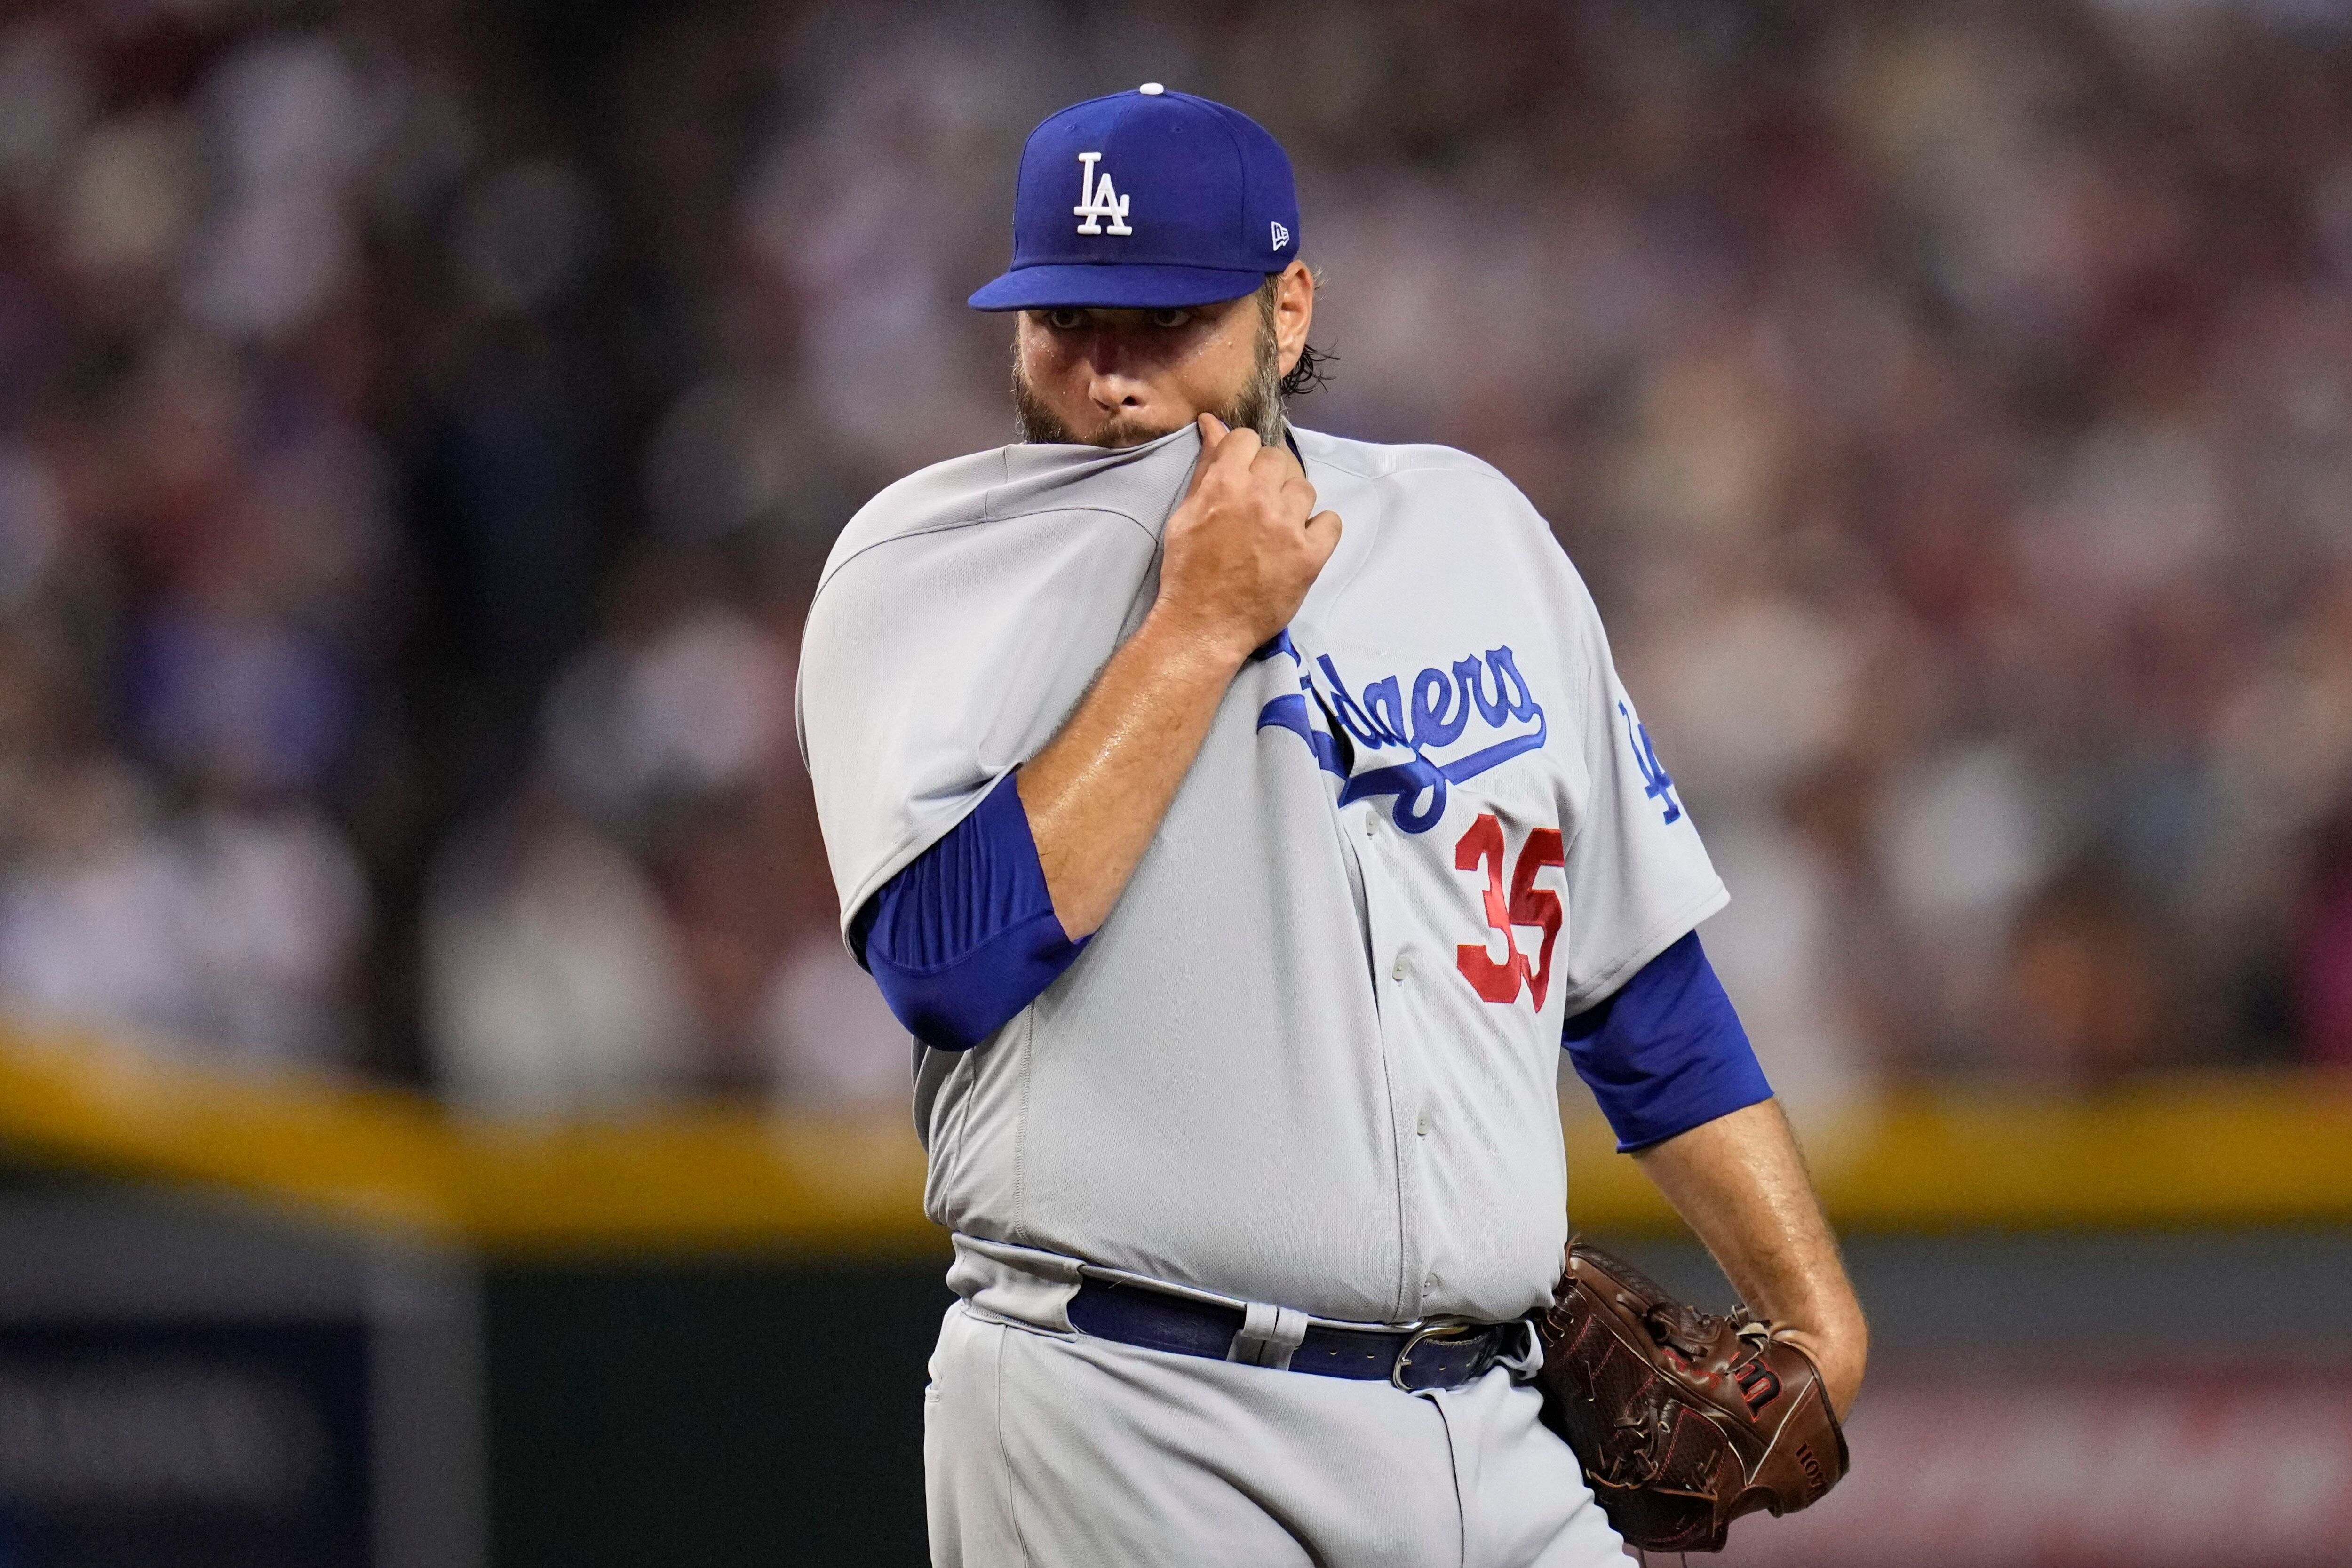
top-left (483, 1253), bottom-right (953, 1568)
top-left (476, 1225), bottom-right (2352, 1567)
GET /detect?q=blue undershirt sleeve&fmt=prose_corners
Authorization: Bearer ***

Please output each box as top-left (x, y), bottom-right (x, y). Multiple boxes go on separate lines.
top-left (1561, 931), bottom-right (1773, 1152)
top-left (854, 772), bottom-right (1088, 1052)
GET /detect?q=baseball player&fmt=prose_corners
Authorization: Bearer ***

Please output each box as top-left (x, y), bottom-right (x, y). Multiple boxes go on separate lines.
top-left (798, 87), bottom-right (1867, 1567)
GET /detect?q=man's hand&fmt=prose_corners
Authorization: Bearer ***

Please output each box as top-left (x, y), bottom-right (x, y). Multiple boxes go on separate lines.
top-left (1015, 417), bottom-right (1343, 939)
top-left (1150, 414), bottom-right (1342, 665)
top-left (1633, 1100), bottom-right (1868, 1419)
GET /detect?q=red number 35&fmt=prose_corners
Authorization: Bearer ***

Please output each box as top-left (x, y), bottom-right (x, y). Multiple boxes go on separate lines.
top-left (1454, 813), bottom-right (1565, 1007)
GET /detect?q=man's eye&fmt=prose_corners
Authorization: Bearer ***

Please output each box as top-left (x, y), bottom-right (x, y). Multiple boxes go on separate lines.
top-left (1046, 309), bottom-right (1085, 330)
top-left (1149, 309), bottom-right (1192, 328)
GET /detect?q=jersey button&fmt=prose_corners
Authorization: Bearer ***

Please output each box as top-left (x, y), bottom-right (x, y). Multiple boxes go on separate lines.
top-left (1391, 954), bottom-right (1410, 981)
top-left (1415, 1112), bottom-right (1430, 1137)
top-left (1363, 813), bottom-right (1377, 837)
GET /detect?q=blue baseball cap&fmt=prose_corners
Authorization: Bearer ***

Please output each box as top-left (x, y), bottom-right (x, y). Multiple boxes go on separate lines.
top-left (969, 85), bottom-right (1300, 312)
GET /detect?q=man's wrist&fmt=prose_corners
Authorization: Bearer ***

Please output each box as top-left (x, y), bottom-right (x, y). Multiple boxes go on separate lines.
top-left (1134, 603), bottom-right (1258, 681)
top-left (1773, 1322), bottom-right (1866, 1421)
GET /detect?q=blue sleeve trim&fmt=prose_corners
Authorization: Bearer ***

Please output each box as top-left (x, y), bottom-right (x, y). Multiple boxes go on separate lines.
top-left (1561, 931), bottom-right (1772, 1152)
top-left (858, 772), bottom-right (1087, 1052)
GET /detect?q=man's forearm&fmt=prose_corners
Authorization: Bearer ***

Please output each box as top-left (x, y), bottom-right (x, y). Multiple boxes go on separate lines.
top-left (1018, 416), bottom-right (1338, 941)
top-left (1633, 1099), bottom-right (1868, 1417)
top-left (1015, 612), bottom-right (1248, 938)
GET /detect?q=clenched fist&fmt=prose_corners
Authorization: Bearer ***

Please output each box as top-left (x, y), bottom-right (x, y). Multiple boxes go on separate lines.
top-left (1152, 414), bottom-right (1343, 666)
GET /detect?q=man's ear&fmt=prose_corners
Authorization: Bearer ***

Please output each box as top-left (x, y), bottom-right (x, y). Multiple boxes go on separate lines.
top-left (1274, 261), bottom-right (1315, 378)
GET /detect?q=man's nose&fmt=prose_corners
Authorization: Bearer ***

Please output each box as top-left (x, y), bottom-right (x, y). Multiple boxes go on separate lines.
top-left (1082, 334), bottom-right (1145, 406)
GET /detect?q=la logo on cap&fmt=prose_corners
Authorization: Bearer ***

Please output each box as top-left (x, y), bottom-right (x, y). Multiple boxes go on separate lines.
top-left (1073, 151), bottom-right (1132, 236)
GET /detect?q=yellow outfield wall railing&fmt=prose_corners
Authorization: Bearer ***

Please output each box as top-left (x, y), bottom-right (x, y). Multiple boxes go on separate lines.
top-left (1, 1019), bottom-right (2350, 1254)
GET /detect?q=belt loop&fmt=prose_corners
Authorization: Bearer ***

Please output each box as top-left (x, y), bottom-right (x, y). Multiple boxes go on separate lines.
top-left (1227, 1302), bottom-right (1310, 1370)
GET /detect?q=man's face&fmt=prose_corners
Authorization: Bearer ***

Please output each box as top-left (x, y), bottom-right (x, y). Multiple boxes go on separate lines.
top-left (1011, 261), bottom-right (1314, 448)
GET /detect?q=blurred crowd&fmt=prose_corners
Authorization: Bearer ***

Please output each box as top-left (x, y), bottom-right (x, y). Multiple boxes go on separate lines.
top-left (0, 0), bottom-right (2349, 1116)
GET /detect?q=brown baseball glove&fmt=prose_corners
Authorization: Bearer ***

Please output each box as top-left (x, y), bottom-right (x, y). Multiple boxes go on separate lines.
top-left (1532, 1238), bottom-right (1848, 1554)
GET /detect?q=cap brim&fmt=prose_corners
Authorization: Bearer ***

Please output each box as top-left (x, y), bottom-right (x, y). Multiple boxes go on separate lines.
top-left (968, 262), bottom-right (1271, 311)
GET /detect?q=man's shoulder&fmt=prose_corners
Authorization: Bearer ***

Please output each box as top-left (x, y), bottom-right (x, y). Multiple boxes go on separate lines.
top-left (855, 445), bottom-right (1016, 533)
top-left (1292, 429), bottom-right (1551, 545)
top-left (819, 430), bottom-right (1198, 592)
top-left (1292, 428), bottom-right (1526, 498)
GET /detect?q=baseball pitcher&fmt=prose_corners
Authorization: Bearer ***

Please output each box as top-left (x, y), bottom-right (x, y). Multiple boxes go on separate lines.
top-left (799, 86), bottom-right (1867, 1567)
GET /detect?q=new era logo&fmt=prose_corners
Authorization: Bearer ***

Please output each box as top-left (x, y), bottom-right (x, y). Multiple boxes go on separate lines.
top-left (1271, 220), bottom-right (1290, 251)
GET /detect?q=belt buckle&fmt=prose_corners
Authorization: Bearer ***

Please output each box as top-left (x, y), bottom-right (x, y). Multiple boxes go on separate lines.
top-left (1391, 1321), bottom-right (1482, 1392)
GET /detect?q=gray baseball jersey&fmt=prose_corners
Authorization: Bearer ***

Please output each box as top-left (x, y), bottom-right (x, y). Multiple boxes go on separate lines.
top-left (798, 423), bottom-right (1724, 1327)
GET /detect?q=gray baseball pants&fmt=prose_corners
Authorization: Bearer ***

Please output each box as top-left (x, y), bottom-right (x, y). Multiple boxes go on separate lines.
top-left (924, 1240), bottom-right (1629, 1568)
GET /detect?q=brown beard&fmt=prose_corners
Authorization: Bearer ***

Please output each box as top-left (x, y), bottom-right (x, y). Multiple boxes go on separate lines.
top-left (1012, 307), bottom-right (1286, 448)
